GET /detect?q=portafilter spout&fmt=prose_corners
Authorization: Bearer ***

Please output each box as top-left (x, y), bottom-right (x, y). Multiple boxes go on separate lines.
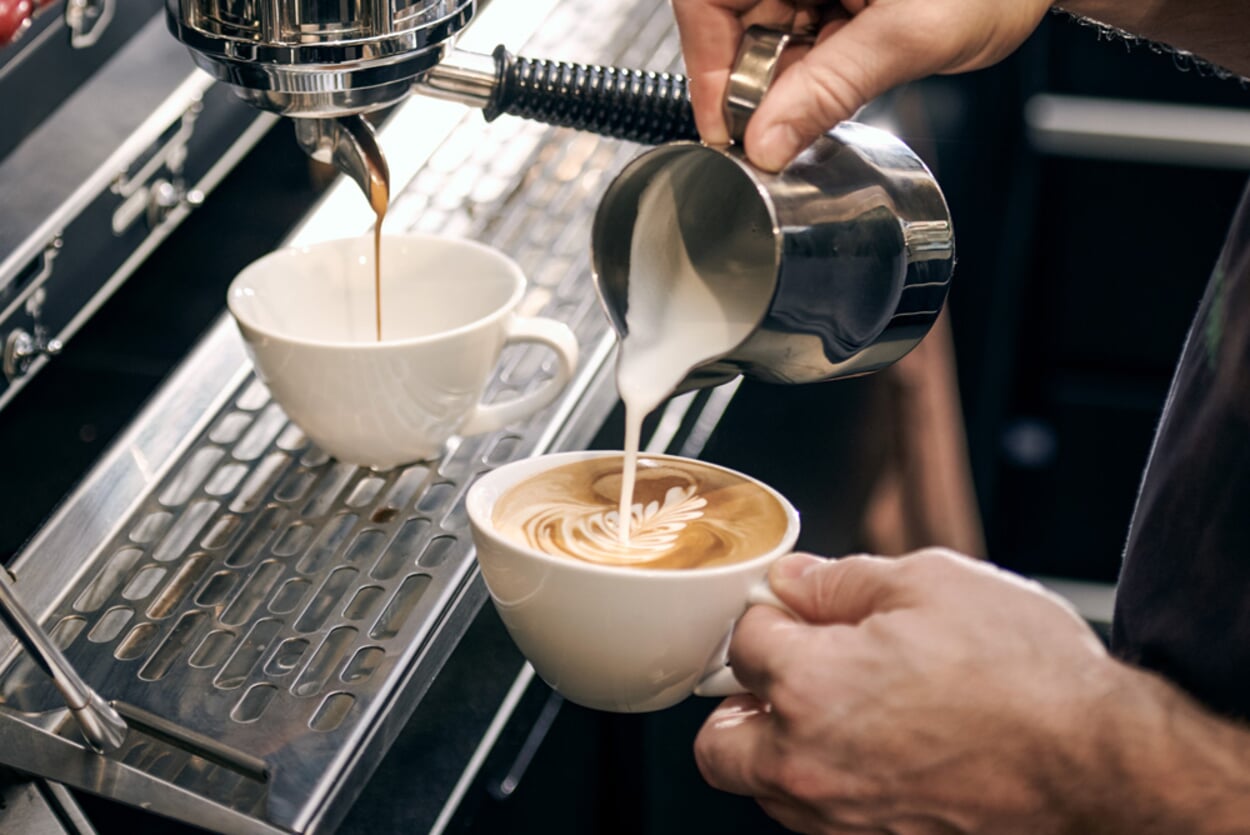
top-left (294, 116), bottom-right (389, 213)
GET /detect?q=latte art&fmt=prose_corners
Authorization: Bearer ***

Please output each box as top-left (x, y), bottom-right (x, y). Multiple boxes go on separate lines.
top-left (521, 480), bottom-right (708, 565)
top-left (492, 456), bottom-right (787, 570)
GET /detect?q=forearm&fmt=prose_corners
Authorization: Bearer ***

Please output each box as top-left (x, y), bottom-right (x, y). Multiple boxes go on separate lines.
top-left (1054, 0), bottom-right (1250, 78)
top-left (1070, 662), bottom-right (1250, 834)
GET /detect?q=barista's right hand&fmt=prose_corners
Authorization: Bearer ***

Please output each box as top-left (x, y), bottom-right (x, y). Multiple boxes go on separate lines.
top-left (671, 0), bottom-right (1054, 171)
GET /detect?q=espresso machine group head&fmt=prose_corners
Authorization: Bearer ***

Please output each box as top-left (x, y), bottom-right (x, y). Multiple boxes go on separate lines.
top-left (165, 0), bottom-right (697, 195)
top-left (165, 0), bottom-right (475, 117)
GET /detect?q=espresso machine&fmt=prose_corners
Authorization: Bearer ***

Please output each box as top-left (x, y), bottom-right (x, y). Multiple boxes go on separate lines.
top-left (165, 0), bottom-right (697, 199)
top-left (0, 1), bottom-right (951, 832)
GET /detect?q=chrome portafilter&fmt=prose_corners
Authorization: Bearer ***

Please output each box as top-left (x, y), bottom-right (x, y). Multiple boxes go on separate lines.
top-left (166, 0), bottom-right (699, 196)
top-left (166, 0), bottom-right (697, 137)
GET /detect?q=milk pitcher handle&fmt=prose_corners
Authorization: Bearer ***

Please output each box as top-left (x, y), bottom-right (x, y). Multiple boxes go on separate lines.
top-left (724, 26), bottom-right (813, 144)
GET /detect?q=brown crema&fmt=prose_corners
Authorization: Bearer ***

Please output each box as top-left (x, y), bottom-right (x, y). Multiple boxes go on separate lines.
top-left (492, 456), bottom-right (787, 570)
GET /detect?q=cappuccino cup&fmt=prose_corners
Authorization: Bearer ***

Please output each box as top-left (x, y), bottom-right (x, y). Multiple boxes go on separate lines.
top-left (466, 450), bottom-right (800, 712)
top-left (227, 234), bottom-right (578, 469)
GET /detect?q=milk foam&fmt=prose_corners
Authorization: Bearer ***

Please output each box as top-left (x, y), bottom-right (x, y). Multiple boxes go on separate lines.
top-left (615, 155), bottom-right (774, 543)
top-left (518, 481), bottom-right (708, 565)
top-left (492, 457), bottom-right (787, 570)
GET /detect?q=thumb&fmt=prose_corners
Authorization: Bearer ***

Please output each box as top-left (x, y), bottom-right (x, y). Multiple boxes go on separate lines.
top-left (743, 6), bottom-right (953, 171)
top-left (768, 552), bottom-right (907, 624)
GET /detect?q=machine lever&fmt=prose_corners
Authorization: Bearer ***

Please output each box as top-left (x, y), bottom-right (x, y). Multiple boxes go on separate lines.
top-left (0, 568), bottom-right (128, 752)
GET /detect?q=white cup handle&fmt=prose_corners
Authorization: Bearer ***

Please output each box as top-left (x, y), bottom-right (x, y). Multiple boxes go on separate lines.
top-left (460, 315), bottom-right (579, 436)
top-left (693, 579), bottom-right (799, 698)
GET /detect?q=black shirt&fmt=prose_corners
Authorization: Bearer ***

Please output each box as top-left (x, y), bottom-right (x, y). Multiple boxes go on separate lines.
top-left (1114, 183), bottom-right (1250, 719)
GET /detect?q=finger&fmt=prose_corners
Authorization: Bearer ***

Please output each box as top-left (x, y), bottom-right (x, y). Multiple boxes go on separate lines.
top-left (694, 693), bottom-right (775, 796)
top-left (671, 0), bottom-right (745, 144)
top-left (744, 4), bottom-right (961, 170)
top-left (724, 602), bottom-right (815, 695)
top-left (769, 553), bottom-right (908, 624)
top-left (672, 0), bottom-right (827, 144)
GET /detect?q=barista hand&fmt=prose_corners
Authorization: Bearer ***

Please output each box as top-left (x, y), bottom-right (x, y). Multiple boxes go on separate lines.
top-left (671, 0), bottom-right (1053, 171)
top-left (695, 549), bottom-right (1250, 833)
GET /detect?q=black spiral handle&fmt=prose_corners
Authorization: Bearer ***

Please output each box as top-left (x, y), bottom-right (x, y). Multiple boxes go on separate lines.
top-left (482, 46), bottom-right (699, 145)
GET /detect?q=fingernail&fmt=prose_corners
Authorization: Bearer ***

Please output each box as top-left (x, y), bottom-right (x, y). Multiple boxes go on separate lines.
top-left (755, 124), bottom-right (802, 172)
top-left (771, 553), bottom-right (823, 582)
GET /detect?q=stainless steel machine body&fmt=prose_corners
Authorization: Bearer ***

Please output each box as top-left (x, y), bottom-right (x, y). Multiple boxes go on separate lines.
top-left (165, 0), bottom-right (695, 202)
top-left (165, 0), bottom-right (476, 117)
top-left (0, 9), bottom-right (269, 411)
top-left (1, 0), bottom-right (715, 831)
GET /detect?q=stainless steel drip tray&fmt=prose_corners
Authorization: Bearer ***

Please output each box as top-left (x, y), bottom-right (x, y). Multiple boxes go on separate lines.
top-left (0, 317), bottom-right (616, 835)
top-left (1, 371), bottom-right (498, 828)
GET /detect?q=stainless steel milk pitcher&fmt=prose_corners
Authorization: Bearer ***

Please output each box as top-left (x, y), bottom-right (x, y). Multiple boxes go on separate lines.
top-left (591, 26), bottom-right (955, 389)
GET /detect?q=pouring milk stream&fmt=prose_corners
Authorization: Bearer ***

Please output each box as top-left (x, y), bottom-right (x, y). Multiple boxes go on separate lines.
top-left (614, 158), bottom-right (775, 545)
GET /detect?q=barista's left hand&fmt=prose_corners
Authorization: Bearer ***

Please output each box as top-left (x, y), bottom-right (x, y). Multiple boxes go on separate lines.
top-left (694, 549), bottom-right (1123, 834)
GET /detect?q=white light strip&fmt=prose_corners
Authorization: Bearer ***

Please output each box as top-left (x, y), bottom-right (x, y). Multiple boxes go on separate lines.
top-left (1033, 575), bottom-right (1117, 624)
top-left (1026, 94), bottom-right (1250, 169)
top-left (646, 390), bottom-right (698, 454)
top-left (429, 663), bottom-right (538, 835)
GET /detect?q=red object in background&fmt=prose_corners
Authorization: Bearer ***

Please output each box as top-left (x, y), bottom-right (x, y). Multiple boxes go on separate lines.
top-left (0, 0), bottom-right (35, 47)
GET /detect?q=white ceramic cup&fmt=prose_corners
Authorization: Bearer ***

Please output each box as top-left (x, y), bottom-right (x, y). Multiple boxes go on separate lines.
top-left (466, 450), bottom-right (801, 713)
top-left (227, 234), bottom-right (579, 469)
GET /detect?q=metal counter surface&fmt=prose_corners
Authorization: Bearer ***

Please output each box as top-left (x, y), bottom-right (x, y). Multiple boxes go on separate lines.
top-left (0, 0), bottom-right (701, 830)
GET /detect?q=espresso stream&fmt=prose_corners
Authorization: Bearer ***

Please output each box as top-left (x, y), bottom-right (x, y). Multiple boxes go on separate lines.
top-left (337, 115), bottom-right (390, 341)
top-left (493, 456), bottom-right (786, 569)
top-left (370, 176), bottom-right (388, 342)
top-left (366, 152), bottom-right (389, 342)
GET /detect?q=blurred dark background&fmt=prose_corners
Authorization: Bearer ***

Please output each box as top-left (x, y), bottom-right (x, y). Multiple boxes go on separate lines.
top-left (936, 15), bottom-right (1247, 583)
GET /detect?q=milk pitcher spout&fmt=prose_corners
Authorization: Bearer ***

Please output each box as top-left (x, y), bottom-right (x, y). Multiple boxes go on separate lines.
top-left (590, 27), bottom-right (955, 390)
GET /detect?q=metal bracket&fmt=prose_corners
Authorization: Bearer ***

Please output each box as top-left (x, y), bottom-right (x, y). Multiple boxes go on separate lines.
top-left (2, 239), bottom-right (63, 382)
top-left (65, 0), bottom-right (114, 49)
top-left (3, 327), bottom-right (63, 382)
top-left (111, 100), bottom-right (205, 235)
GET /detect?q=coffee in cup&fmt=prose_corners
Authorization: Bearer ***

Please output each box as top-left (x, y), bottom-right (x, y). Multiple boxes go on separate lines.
top-left (467, 450), bottom-right (799, 713)
top-left (492, 455), bottom-right (788, 570)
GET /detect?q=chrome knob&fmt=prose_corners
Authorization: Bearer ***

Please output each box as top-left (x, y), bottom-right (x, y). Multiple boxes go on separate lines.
top-left (145, 177), bottom-right (204, 229)
top-left (4, 327), bottom-right (63, 381)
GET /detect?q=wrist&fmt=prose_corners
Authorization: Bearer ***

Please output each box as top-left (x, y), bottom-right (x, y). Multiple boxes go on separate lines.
top-left (1063, 661), bottom-right (1250, 834)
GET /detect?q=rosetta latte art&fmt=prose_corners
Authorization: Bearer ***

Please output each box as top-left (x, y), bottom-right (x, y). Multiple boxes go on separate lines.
top-left (522, 483), bottom-right (709, 565)
top-left (492, 456), bottom-right (788, 570)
